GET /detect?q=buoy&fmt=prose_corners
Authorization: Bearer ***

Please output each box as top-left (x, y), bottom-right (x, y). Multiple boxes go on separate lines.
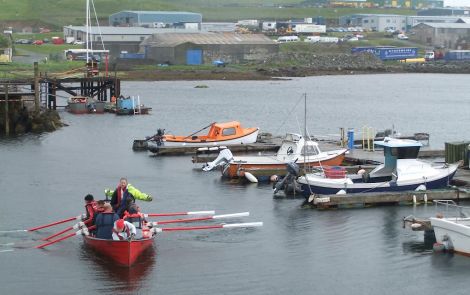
top-left (433, 242), bottom-right (445, 252)
top-left (244, 172), bottom-right (258, 183)
top-left (270, 175), bottom-right (279, 182)
top-left (413, 195), bottom-right (417, 204)
top-left (308, 194), bottom-right (315, 203)
top-left (424, 193), bottom-right (428, 203)
top-left (411, 223), bottom-right (422, 230)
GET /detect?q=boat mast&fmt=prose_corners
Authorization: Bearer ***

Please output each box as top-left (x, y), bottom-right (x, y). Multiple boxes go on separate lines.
top-left (304, 93), bottom-right (307, 141)
top-left (85, 0), bottom-right (89, 62)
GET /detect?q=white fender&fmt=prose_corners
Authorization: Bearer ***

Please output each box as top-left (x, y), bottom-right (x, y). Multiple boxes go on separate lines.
top-left (415, 184), bottom-right (426, 191)
top-left (336, 189), bottom-right (346, 195)
top-left (244, 172), bottom-right (258, 183)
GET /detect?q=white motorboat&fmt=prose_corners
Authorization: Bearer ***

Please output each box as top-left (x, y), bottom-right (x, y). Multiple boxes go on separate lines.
top-left (430, 200), bottom-right (470, 255)
top-left (297, 137), bottom-right (459, 196)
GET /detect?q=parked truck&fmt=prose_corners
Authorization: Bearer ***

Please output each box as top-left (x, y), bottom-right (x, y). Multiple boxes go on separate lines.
top-left (293, 24), bottom-right (326, 34)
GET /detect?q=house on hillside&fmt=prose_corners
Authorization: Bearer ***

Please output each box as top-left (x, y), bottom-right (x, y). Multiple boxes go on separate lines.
top-left (140, 32), bottom-right (278, 65)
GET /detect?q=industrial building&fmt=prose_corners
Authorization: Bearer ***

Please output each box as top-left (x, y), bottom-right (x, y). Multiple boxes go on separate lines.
top-left (63, 26), bottom-right (199, 59)
top-left (339, 14), bottom-right (407, 31)
top-left (418, 7), bottom-right (470, 16)
top-left (140, 33), bottom-right (278, 65)
top-left (410, 22), bottom-right (470, 48)
top-left (406, 15), bottom-right (469, 29)
top-left (109, 11), bottom-right (202, 28)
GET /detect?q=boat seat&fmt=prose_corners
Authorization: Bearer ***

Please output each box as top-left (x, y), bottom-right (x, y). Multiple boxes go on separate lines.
top-left (192, 136), bottom-right (198, 140)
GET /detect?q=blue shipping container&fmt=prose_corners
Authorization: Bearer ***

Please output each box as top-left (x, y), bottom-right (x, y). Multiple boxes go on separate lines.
top-left (186, 49), bottom-right (202, 65)
top-left (375, 47), bottom-right (418, 60)
top-left (351, 47), bottom-right (377, 54)
top-left (351, 46), bottom-right (395, 55)
top-left (444, 50), bottom-right (470, 61)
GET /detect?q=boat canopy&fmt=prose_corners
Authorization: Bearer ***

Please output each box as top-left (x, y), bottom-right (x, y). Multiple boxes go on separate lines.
top-left (375, 137), bottom-right (422, 170)
top-left (207, 121), bottom-right (243, 138)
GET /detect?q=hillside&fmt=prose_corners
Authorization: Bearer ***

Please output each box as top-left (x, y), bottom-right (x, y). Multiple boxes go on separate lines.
top-left (0, 0), bottom-right (416, 29)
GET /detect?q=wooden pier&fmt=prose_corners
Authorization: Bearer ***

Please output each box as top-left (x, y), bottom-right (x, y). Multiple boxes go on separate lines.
top-left (305, 189), bottom-right (470, 209)
top-left (0, 62), bottom-right (121, 135)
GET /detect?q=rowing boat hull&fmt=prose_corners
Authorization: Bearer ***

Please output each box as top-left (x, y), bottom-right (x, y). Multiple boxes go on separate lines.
top-left (151, 129), bottom-right (259, 148)
top-left (224, 150), bottom-right (347, 179)
top-left (83, 235), bottom-right (155, 266)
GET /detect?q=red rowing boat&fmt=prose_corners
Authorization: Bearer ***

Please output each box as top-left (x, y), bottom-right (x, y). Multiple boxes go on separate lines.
top-left (83, 235), bottom-right (155, 266)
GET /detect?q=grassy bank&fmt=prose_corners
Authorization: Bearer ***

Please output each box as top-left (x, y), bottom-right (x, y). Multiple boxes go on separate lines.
top-left (0, 0), bottom-right (416, 28)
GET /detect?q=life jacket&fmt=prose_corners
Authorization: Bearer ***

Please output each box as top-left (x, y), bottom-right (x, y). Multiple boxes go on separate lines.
top-left (123, 212), bottom-right (144, 229)
top-left (112, 224), bottom-right (131, 241)
top-left (95, 212), bottom-right (119, 240)
top-left (84, 201), bottom-right (98, 225)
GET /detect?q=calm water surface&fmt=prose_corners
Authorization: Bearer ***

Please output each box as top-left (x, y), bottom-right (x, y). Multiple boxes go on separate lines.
top-left (1, 74), bottom-right (470, 295)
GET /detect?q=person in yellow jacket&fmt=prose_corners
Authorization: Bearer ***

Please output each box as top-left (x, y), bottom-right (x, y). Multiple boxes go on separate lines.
top-left (105, 177), bottom-right (152, 217)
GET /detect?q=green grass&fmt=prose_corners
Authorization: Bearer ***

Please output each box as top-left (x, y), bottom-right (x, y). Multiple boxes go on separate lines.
top-left (0, 0), bottom-right (416, 27)
top-left (15, 44), bottom-right (81, 55)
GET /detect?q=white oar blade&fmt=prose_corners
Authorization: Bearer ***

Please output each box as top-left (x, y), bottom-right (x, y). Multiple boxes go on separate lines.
top-left (213, 212), bottom-right (250, 219)
top-left (188, 211), bottom-right (215, 215)
top-left (223, 222), bottom-right (263, 228)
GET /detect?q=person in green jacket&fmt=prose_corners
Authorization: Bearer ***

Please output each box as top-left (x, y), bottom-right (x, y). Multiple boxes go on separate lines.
top-left (105, 177), bottom-right (152, 217)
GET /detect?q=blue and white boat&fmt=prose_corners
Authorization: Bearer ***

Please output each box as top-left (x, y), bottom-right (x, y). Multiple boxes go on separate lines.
top-left (297, 137), bottom-right (459, 196)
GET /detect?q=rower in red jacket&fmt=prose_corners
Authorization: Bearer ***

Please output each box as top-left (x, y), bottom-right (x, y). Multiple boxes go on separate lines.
top-left (83, 194), bottom-right (98, 226)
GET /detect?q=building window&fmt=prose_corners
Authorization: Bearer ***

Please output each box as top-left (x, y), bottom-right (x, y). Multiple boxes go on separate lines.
top-left (387, 19), bottom-right (390, 23)
top-left (140, 36), bottom-right (145, 41)
top-left (364, 20), bottom-right (369, 23)
top-left (371, 19), bottom-right (374, 23)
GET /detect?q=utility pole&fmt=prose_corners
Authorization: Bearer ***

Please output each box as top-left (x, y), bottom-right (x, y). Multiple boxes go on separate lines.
top-left (4, 84), bottom-right (9, 135)
top-left (34, 62), bottom-right (40, 112)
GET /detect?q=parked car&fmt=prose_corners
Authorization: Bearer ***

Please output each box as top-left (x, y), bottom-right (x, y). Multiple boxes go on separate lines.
top-left (32, 40), bottom-right (44, 45)
top-left (213, 60), bottom-right (226, 67)
top-left (397, 34), bottom-right (409, 40)
top-left (73, 40), bottom-right (85, 45)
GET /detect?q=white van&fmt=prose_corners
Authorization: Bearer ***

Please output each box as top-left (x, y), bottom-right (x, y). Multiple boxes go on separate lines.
top-left (277, 36), bottom-right (299, 43)
top-left (304, 36), bottom-right (320, 43)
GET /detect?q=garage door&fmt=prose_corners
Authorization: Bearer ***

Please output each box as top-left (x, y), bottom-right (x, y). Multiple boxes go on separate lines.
top-left (186, 49), bottom-right (202, 65)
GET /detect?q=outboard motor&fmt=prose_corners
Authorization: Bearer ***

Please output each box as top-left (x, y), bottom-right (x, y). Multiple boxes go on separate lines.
top-left (273, 161), bottom-right (300, 194)
top-left (146, 128), bottom-right (165, 146)
top-left (202, 148), bottom-right (233, 171)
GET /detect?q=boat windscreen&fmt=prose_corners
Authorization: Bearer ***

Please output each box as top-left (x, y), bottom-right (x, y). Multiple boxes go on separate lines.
top-left (390, 146), bottom-right (420, 159)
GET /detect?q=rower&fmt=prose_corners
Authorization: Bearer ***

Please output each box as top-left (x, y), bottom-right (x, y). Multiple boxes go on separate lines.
top-left (112, 219), bottom-right (137, 241)
top-left (82, 194), bottom-right (97, 226)
top-left (94, 203), bottom-right (119, 239)
top-left (123, 204), bottom-right (148, 238)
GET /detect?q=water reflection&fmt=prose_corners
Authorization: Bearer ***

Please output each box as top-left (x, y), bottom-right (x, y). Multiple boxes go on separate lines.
top-left (80, 244), bottom-right (156, 293)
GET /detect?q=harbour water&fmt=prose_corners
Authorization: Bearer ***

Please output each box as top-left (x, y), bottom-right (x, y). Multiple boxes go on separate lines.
top-left (1, 74), bottom-right (470, 295)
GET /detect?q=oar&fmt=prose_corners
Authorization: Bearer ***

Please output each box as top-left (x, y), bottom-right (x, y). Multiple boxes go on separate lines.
top-left (27, 216), bottom-right (81, 232)
top-left (150, 212), bottom-right (249, 225)
top-left (145, 210), bottom-right (215, 218)
top-left (36, 226), bottom-right (95, 249)
top-left (41, 222), bottom-right (85, 241)
top-left (152, 222), bottom-right (263, 233)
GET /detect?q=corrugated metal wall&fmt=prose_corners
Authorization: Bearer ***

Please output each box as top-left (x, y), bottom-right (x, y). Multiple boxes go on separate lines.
top-left (445, 141), bottom-right (470, 166)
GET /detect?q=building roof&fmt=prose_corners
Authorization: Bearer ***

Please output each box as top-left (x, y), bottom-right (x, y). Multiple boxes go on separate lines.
top-left (415, 22), bottom-right (470, 28)
top-left (142, 32), bottom-right (276, 47)
top-left (114, 11), bottom-right (201, 16)
top-left (64, 26), bottom-right (199, 35)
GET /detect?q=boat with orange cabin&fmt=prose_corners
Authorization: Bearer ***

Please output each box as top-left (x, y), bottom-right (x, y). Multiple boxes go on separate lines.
top-left (147, 121), bottom-right (259, 152)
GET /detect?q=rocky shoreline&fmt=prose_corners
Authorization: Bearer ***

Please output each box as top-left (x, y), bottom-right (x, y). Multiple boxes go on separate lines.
top-left (117, 53), bottom-right (470, 81)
